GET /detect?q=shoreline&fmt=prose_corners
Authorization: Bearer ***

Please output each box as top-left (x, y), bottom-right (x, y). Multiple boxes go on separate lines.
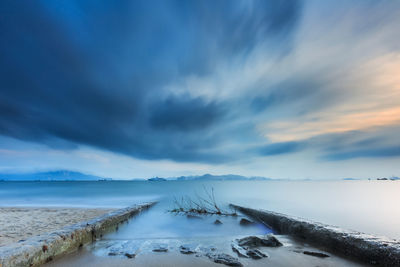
top-left (0, 203), bottom-right (156, 267)
top-left (0, 207), bottom-right (116, 247)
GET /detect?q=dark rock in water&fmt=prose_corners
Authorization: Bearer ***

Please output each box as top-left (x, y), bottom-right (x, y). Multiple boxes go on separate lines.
top-left (239, 218), bottom-right (255, 226)
top-left (180, 244), bottom-right (197, 254)
top-left (187, 214), bottom-right (202, 220)
top-left (237, 235), bottom-right (282, 248)
top-left (303, 251), bottom-right (330, 258)
top-left (153, 243), bottom-right (168, 252)
top-left (207, 253), bottom-right (243, 267)
top-left (246, 249), bottom-right (267, 259)
top-left (231, 243), bottom-right (249, 258)
top-left (108, 252), bottom-right (118, 256)
top-left (214, 219), bottom-right (223, 225)
top-left (124, 253), bottom-right (135, 258)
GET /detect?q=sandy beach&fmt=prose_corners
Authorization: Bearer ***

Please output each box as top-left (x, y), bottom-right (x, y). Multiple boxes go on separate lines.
top-left (0, 207), bottom-right (115, 247)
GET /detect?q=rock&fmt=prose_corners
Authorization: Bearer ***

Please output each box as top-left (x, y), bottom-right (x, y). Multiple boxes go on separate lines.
top-left (207, 253), bottom-right (243, 267)
top-left (124, 253), bottom-right (135, 258)
top-left (152, 243), bottom-right (168, 252)
top-left (231, 243), bottom-right (249, 258)
top-left (303, 251), bottom-right (330, 258)
top-left (180, 244), bottom-right (197, 254)
top-left (214, 219), bottom-right (223, 225)
top-left (246, 249), bottom-right (267, 259)
top-left (237, 235), bottom-right (282, 248)
top-left (239, 218), bottom-right (255, 226)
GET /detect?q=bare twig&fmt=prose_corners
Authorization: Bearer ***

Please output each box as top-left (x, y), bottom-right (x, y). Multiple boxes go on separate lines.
top-left (168, 187), bottom-right (237, 216)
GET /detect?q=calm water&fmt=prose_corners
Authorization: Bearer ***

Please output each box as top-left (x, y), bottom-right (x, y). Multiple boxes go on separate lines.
top-left (1, 180), bottom-right (399, 239)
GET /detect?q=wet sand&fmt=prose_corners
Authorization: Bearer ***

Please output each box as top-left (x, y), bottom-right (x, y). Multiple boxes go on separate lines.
top-left (0, 207), bottom-right (115, 247)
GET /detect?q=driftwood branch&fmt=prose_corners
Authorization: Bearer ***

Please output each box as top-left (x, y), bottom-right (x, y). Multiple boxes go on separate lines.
top-left (168, 187), bottom-right (237, 216)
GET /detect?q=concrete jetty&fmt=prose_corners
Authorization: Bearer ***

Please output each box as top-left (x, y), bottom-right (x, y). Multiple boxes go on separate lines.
top-left (230, 204), bottom-right (400, 266)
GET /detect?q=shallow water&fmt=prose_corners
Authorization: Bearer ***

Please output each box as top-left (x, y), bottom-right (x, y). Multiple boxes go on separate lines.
top-left (1, 180), bottom-right (399, 239)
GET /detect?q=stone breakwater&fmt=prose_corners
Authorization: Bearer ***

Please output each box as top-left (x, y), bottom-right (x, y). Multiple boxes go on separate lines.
top-left (230, 204), bottom-right (400, 266)
top-left (0, 202), bottom-right (156, 267)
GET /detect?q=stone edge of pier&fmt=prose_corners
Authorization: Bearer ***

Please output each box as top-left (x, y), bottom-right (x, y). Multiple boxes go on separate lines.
top-left (230, 204), bottom-right (400, 266)
top-left (0, 202), bottom-right (156, 267)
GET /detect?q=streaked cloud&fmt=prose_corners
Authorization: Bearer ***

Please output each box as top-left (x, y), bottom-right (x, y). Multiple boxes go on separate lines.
top-left (0, 0), bottom-right (400, 178)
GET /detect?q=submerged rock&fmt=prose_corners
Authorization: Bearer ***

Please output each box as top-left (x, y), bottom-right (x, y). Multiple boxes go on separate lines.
top-left (152, 243), bottom-right (168, 252)
top-left (246, 249), bottom-right (267, 259)
top-left (214, 219), bottom-right (223, 225)
top-left (239, 218), bottom-right (255, 226)
top-left (303, 251), bottom-right (330, 258)
top-left (207, 253), bottom-right (243, 267)
top-left (231, 243), bottom-right (249, 258)
top-left (180, 244), bottom-right (197, 254)
top-left (124, 252), bottom-right (135, 258)
top-left (237, 235), bottom-right (282, 248)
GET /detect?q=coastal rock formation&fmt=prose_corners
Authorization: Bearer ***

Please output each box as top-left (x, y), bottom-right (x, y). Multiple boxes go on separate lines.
top-left (214, 219), bottom-right (223, 225)
top-left (231, 243), bottom-right (248, 258)
top-left (179, 244), bottom-right (196, 254)
top-left (246, 248), bottom-right (267, 259)
top-left (237, 235), bottom-right (282, 248)
top-left (207, 253), bottom-right (243, 267)
top-left (152, 243), bottom-right (168, 252)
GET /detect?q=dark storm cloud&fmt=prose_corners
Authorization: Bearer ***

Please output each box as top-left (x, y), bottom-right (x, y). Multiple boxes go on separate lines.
top-left (150, 96), bottom-right (225, 131)
top-left (257, 141), bottom-right (304, 156)
top-left (0, 0), bottom-right (302, 163)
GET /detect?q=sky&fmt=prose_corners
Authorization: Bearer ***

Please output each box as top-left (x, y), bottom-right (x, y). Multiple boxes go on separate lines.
top-left (0, 0), bottom-right (400, 179)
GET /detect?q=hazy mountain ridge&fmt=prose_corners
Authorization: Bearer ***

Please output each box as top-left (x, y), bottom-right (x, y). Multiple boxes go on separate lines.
top-left (0, 170), bottom-right (111, 181)
top-left (149, 174), bottom-right (272, 181)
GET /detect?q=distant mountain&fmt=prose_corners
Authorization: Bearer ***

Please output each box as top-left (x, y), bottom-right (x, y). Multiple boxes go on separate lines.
top-left (0, 170), bottom-right (111, 181)
top-left (147, 177), bottom-right (167, 181)
top-left (175, 174), bottom-right (271, 181)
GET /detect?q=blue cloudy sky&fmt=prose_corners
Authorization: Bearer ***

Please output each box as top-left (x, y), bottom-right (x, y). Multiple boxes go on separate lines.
top-left (1, 0), bottom-right (400, 179)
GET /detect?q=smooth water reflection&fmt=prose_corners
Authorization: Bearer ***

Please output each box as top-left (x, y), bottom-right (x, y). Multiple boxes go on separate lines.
top-left (1, 180), bottom-right (399, 239)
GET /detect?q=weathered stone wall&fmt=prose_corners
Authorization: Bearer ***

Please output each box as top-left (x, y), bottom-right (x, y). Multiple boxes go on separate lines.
top-left (230, 204), bottom-right (400, 266)
top-left (0, 202), bottom-right (156, 267)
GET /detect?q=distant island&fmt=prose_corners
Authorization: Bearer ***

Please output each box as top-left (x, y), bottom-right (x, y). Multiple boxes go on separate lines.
top-left (147, 177), bottom-right (167, 181)
top-left (0, 170), bottom-right (112, 181)
top-left (1, 170), bottom-right (398, 182)
top-left (146, 174), bottom-right (272, 181)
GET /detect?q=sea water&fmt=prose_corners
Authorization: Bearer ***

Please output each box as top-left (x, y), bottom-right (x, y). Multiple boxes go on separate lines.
top-left (0, 180), bottom-right (399, 239)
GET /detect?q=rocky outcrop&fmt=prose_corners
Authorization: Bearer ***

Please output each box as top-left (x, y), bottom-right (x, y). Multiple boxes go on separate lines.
top-left (0, 202), bottom-right (156, 267)
top-left (206, 253), bottom-right (243, 267)
top-left (246, 248), bottom-right (267, 259)
top-left (152, 243), bottom-right (168, 252)
top-left (237, 235), bottom-right (282, 248)
top-left (179, 244), bottom-right (197, 254)
top-left (230, 204), bottom-right (400, 266)
top-left (214, 219), bottom-right (223, 225)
